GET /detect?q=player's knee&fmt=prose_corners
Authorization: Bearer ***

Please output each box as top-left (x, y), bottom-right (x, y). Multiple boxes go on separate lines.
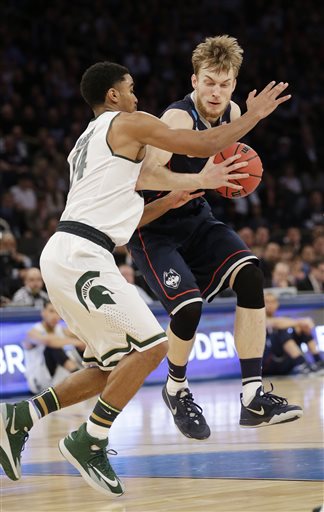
top-left (170, 301), bottom-right (202, 340)
top-left (232, 263), bottom-right (265, 309)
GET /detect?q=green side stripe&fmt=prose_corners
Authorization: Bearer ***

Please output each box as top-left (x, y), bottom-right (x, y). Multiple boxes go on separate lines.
top-left (83, 331), bottom-right (167, 367)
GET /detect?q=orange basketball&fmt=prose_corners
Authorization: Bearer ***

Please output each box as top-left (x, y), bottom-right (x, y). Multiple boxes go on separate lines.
top-left (213, 142), bottom-right (263, 198)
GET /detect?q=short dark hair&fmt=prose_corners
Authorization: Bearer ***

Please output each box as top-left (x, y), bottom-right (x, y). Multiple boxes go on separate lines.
top-left (80, 62), bottom-right (130, 108)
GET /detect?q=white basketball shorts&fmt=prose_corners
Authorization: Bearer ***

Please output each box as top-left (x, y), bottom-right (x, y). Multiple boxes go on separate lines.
top-left (40, 232), bottom-right (167, 370)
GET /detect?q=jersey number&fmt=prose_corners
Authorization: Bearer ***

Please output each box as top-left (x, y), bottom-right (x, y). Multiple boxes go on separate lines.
top-left (71, 143), bottom-right (89, 183)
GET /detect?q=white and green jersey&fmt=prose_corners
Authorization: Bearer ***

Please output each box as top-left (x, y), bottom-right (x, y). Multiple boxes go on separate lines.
top-left (61, 111), bottom-right (144, 246)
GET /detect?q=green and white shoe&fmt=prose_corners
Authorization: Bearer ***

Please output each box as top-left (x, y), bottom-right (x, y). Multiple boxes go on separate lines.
top-left (59, 423), bottom-right (124, 497)
top-left (0, 402), bottom-right (32, 480)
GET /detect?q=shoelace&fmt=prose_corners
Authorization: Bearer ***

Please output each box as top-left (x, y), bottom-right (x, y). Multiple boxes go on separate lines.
top-left (261, 383), bottom-right (288, 405)
top-left (178, 391), bottom-right (203, 418)
top-left (89, 448), bottom-right (118, 473)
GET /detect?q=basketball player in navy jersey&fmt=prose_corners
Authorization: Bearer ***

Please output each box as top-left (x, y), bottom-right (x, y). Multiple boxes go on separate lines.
top-left (129, 35), bottom-right (300, 439)
top-left (0, 60), bottom-right (301, 497)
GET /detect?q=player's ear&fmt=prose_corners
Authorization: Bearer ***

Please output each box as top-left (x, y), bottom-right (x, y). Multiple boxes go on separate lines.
top-left (232, 78), bottom-right (237, 92)
top-left (191, 74), bottom-right (197, 89)
top-left (106, 88), bottom-right (119, 104)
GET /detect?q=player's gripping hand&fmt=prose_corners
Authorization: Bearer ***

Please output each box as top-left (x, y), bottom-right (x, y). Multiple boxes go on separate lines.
top-left (199, 154), bottom-right (249, 190)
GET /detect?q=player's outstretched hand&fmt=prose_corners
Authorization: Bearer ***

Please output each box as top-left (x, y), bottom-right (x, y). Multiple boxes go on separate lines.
top-left (246, 81), bottom-right (291, 119)
top-left (200, 154), bottom-right (249, 190)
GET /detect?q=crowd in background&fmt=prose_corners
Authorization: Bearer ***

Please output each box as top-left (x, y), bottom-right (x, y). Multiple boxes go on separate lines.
top-left (1, 0), bottom-right (323, 304)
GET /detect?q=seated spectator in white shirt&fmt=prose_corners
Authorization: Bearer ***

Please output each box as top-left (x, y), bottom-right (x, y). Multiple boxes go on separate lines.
top-left (23, 301), bottom-right (85, 393)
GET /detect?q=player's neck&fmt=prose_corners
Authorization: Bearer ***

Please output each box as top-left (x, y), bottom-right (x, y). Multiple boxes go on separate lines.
top-left (93, 105), bottom-right (119, 118)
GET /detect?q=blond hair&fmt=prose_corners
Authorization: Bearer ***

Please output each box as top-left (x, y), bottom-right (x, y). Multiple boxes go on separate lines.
top-left (192, 35), bottom-right (243, 77)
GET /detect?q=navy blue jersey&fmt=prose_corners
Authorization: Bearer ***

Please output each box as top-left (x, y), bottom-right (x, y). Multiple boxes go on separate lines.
top-left (128, 96), bottom-right (258, 313)
top-left (143, 94), bottom-right (232, 220)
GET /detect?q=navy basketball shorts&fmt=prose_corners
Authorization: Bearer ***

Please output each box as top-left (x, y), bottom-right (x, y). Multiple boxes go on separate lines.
top-left (128, 214), bottom-right (258, 315)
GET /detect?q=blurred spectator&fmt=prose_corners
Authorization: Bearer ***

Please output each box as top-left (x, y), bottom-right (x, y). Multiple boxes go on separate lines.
top-left (10, 175), bottom-right (36, 209)
top-left (259, 242), bottom-right (282, 287)
top-left (0, 231), bottom-right (32, 299)
top-left (0, 133), bottom-right (29, 188)
top-left (11, 267), bottom-right (48, 307)
top-left (290, 257), bottom-right (307, 284)
top-left (10, 175), bottom-right (37, 227)
top-left (280, 245), bottom-right (295, 264)
top-left (282, 227), bottom-right (303, 254)
top-left (23, 301), bottom-right (85, 393)
top-left (302, 190), bottom-right (324, 230)
top-left (279, 162), bottom-right (302, 196)
top-left (262, 292), bottom-right (323, 376)
top-left (113, 245), bottom-right (132, 266)
top-left (43, 174), bottom-right (66, 216)
top-left (296, 259), bottom-right (324, 293)
top-left (40, 214), bottom-right (60, 245)
top-left (237, 227), bottom-right (255, 248)
top-left (299, 244), bottom-right (315, 273)
top-left (254, 226), bottom-right (270, 249)
top-left (0, 191), bottom-right (24, 236)
top-left (118, 263), bottom-right (155, 304)
top-left (271, 262), bottom-right (295, 288)
top-left (312, 235), bottom-right (324, 258)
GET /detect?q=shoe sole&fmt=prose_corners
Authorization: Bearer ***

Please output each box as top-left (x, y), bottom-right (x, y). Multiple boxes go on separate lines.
top-left (0, 404), bottom-right (20, 480)
top-left (240, 409), bottom-right (303, 428)
top-left (58, 438), bottom-right (124, 497)
top-left (162, 388), bottom-right (211, 440)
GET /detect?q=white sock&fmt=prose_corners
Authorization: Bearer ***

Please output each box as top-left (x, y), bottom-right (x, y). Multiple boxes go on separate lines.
top-left (242, 380), bottom-right (262, 406)
top-left (86, 420), bottom-right (109, 440)
top-left (166, 377), bottom-right (189, 396)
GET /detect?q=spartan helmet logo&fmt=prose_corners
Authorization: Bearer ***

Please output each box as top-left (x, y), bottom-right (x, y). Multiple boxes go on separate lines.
top-left (163, 268), bottom-right (181, 289)
top-left (75, 271), bottom-right (116, 312)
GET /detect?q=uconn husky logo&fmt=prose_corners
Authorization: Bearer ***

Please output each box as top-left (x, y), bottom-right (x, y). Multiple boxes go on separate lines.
top-left (163, 268), bottom-right (181, 289)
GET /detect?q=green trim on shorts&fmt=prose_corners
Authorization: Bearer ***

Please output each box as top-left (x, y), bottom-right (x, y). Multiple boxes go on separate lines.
top-left (83, 331), bottom-right (167, 368)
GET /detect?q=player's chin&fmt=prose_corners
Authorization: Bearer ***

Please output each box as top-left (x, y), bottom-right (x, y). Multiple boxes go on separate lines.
top-left (207, 105), bottom-right (223, 117)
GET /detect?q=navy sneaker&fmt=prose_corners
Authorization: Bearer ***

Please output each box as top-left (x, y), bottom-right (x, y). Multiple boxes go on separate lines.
top-left (240, 384), bottom-right (303, 427)
top-left (162, 385), bottom-right (211, 440)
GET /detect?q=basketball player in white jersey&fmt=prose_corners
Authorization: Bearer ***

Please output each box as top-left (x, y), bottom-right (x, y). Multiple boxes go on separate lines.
top-left (0, 61), bottom-right (295, 497)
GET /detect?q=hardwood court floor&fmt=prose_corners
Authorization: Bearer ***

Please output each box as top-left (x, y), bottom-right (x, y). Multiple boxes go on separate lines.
top-left (1, 376), bottom-right (323, 512)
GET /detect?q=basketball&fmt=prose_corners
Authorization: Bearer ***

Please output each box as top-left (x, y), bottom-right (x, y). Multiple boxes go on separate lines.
top-left (213, 142), bottom-right (263, 198)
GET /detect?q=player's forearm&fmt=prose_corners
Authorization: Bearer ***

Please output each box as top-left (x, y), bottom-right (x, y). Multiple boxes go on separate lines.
top-left (138, 195), bottom-right (175, 227)
top-left (196, 110), bottom-right (261, 157)
top-left (136, 163), bottom-right (202, 191)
